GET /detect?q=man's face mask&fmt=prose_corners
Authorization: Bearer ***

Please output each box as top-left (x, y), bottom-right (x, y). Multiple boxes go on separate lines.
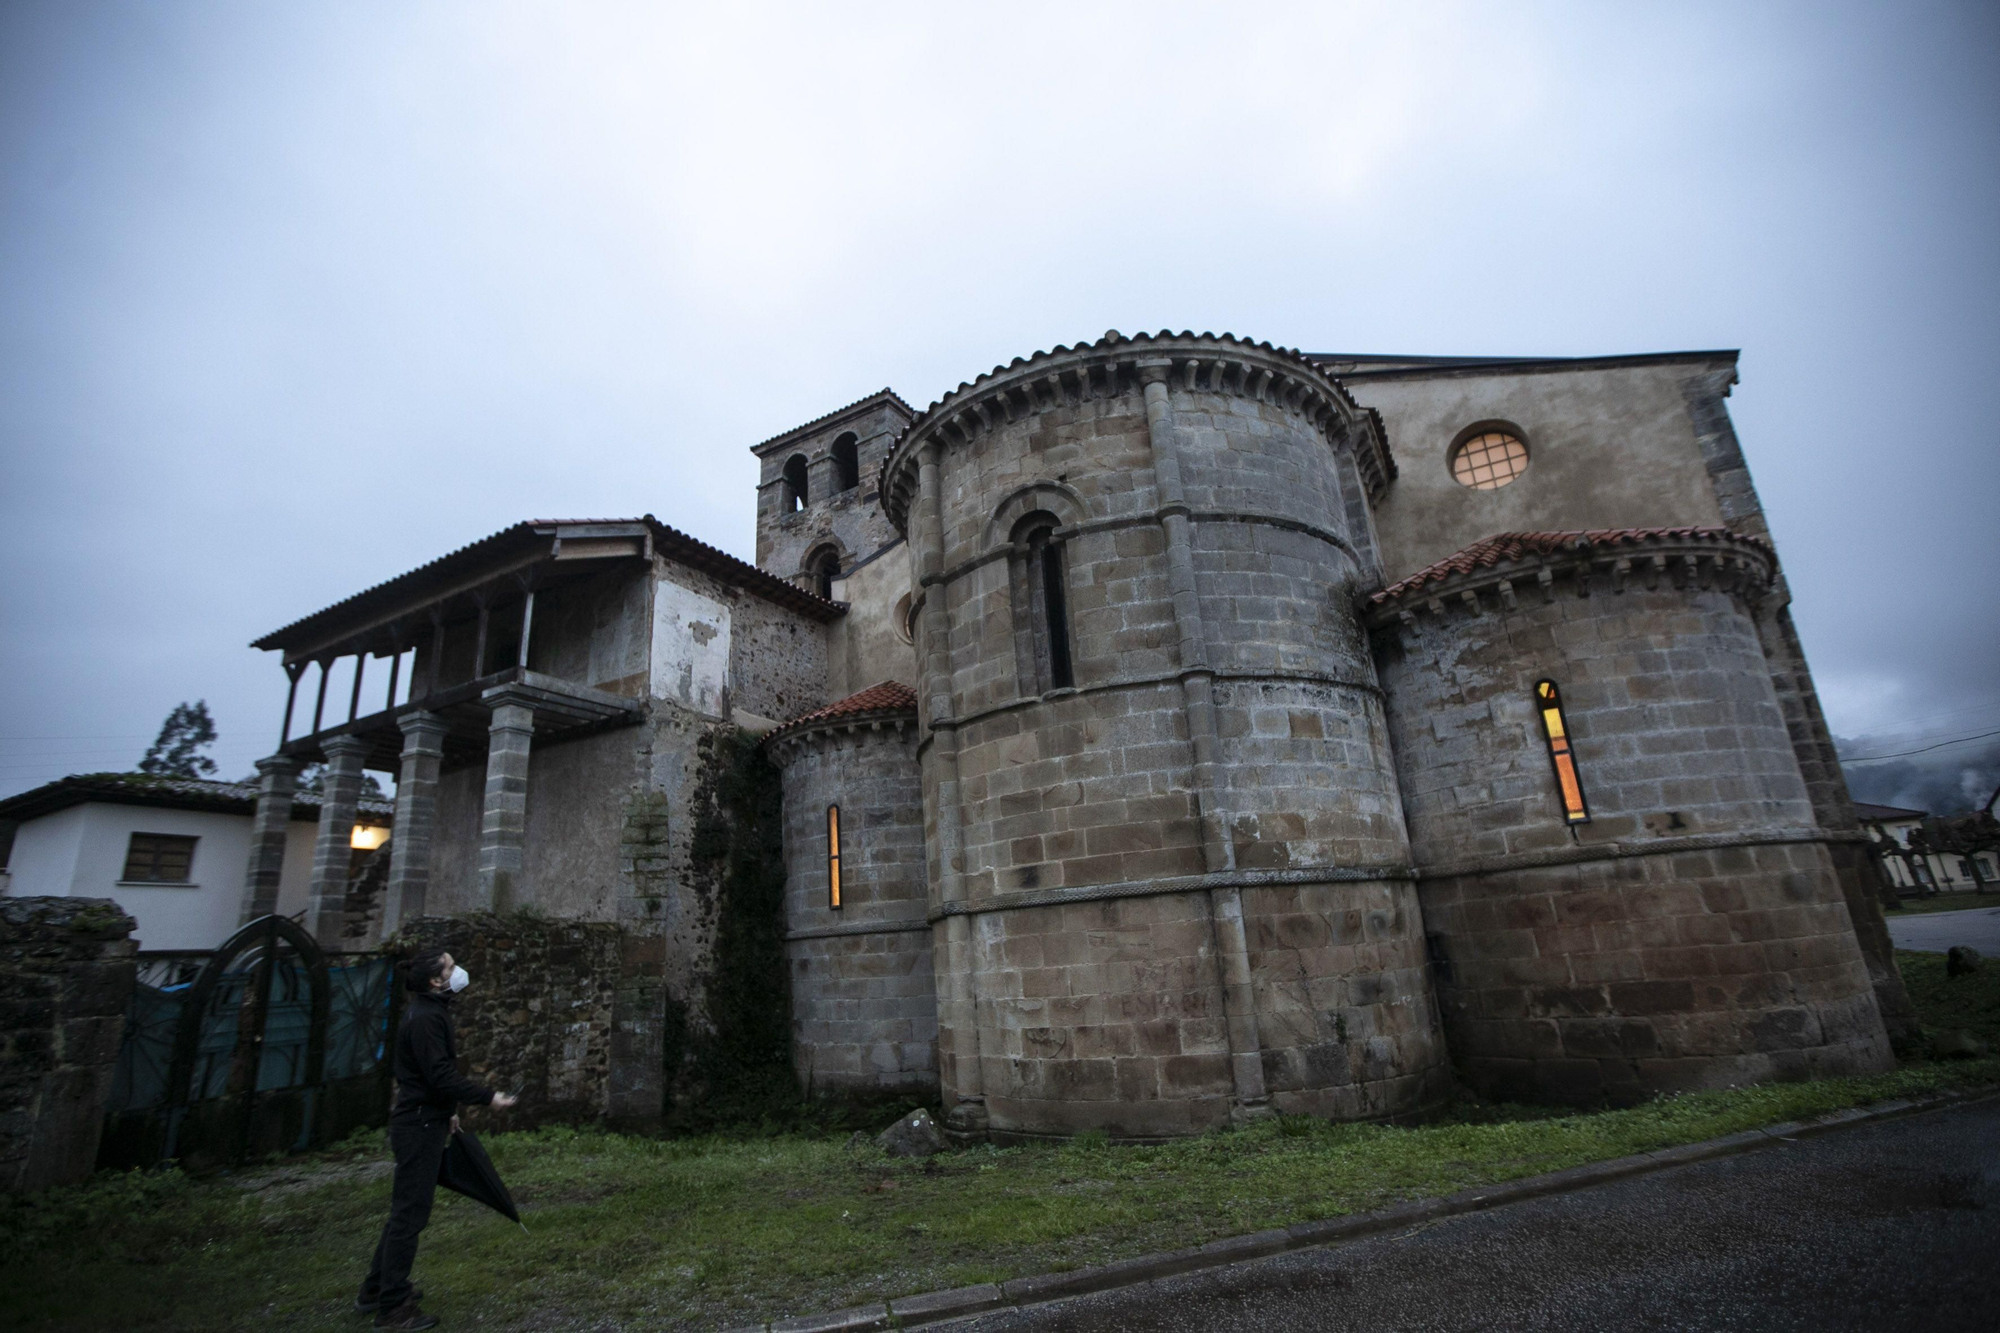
top-left (447, 965), bottom-right (470, 993)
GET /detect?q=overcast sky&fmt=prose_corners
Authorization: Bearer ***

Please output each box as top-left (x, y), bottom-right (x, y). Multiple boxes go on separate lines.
top-left (2, 1), bottom-right (1996, 801)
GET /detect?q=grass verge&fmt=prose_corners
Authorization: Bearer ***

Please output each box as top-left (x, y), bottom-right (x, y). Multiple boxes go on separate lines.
top-left (3, 954), bottom-right (1995, 1332)
top-left (1883, 890), bottom-right (2000, 917)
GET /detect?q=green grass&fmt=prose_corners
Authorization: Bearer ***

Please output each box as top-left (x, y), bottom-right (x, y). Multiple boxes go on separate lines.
top-left (1883, 890), bottom-right (2000, 917)
top-left (4, 955), bottom-right (1996, 1333)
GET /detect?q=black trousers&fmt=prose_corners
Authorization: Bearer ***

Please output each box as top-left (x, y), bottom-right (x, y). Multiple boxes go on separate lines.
top-left (362, 1116), bottom-right (451, 1309)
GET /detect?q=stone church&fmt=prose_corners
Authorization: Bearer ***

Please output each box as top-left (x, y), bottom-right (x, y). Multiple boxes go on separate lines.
top-left (244, 330), bottom-right (1912, 1138)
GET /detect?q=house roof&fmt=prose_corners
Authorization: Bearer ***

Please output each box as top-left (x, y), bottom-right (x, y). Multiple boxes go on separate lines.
top-left (765, 680), bottom-right (918, 743)
top-left (1369, 527), bottom-right (1772, 607)
top-left (1853, 802), bottom-right (1929, 822)
top-left (0, 773), bottom-right (395, 825)
top-left (748, 389), bottom-right (916, 457)
top-left (251, 514), bottom-right (841, 659)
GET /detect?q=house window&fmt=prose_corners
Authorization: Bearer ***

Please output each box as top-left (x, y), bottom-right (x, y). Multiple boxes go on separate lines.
top-left (1535, 680), bottom-right (1590, 824)
top-left (782, 454), bottom-right (809, 513)
top-left (1010, 514), bottom-right (1074, 694)
top-left (1450, 429), bottom-right (1529, 490)
top-left (827, 804), bottom-right (842, 909)
top-left (831, 433), bottom-right (860, 492)
top-left (123, 832), bottom-right (197, 883)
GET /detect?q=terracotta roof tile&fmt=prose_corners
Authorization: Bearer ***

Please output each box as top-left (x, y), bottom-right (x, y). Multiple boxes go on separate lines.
top-left (766, 681), bottom-right (917, 742)
top-left (0, 772), bottom-right (395, 823)
top-left (1370, 527), bottom-right (1771, 606)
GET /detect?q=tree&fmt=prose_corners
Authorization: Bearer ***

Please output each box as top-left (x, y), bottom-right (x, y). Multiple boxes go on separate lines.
top-left (138, 701), bottom-right (219, 778)
top-left (294, 762), bottom-right (386, 798)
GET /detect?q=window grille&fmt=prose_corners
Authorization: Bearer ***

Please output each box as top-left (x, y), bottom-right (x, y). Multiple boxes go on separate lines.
top-left (1451, 430), bottom-right (1529, 490)
top-left (123, 833), bottom-right (197, 882)
top-left (1535, 680), bottom-right (1590, 824)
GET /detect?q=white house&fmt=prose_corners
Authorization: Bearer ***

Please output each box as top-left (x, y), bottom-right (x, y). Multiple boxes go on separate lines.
top-left (1855, 801), bottom-right (2000, 895)
top-left (0, 774), bottom-right (391, 951)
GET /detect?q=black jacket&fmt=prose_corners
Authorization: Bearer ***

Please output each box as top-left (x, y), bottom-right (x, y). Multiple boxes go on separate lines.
top-left (391, 991), bottom-right (495, 1121)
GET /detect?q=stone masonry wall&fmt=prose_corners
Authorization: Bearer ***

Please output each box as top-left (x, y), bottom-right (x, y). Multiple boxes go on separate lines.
top-left (772, 720), bottom-right (935, 1095)
top-left (1, 897), bottom-right (136, 1192)
top-left (393, 914), bottom-right (621, 1127)
top-left (755, 396), bottom-right (911, 577)
top-left (1371, 546), bottom-right (1894, 1103)
top-left (891, 336), bottom-right (1450, 1137)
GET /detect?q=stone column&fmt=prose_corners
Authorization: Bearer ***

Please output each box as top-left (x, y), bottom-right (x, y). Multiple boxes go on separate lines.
top-left (239, 755), bottom-right (299, 925)
top-left (381, 711), bottom-right (446, 932)
top-left (915, 440), bottom-right (988, 1135)
top-left (1139, 359), bottom-right (1270, 1118)
top-left (306, 735), bottom-right (370, 946)
top-left (477, 686), bottom-right (536, 912)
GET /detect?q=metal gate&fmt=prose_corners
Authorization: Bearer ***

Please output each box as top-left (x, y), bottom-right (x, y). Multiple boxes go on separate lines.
top-left (99, 914), bottom-right (400, 1171)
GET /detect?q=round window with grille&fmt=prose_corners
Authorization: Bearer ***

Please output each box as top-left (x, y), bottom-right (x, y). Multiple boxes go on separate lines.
top-left (1449, 429), bottom-right (1529, 490)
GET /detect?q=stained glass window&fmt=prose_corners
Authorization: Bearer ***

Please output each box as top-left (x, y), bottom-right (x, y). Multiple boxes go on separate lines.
top-left (1536, 680), bottom-right (1590, 824)
top-left (827, 804), bottom-right (842, 909)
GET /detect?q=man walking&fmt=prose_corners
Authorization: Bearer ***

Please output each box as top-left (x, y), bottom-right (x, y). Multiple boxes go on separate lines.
top-left (358, 949), bottom-right (518, 1330)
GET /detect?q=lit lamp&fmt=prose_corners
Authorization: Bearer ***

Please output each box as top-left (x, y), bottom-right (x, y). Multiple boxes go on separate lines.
top-left (351, 824), bottom-right (390, 851)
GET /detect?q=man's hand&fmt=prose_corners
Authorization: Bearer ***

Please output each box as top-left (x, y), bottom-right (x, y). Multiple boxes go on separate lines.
top-left (492, 1091), bottom-right (518, 1110)
top-left (449, 1114), bottom-right (461, 1135)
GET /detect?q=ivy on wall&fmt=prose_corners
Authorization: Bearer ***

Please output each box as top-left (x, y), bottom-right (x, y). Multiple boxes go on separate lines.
top-left (664, 730), bottom-right (795, 1131)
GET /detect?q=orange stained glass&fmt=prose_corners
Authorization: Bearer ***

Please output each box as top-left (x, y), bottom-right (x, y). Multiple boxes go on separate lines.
top-left (827, 804), bottom-right (843, 908)
top-left (1535, 679), bottom-right (1590, 824)
top-left (1451, 431), bottom-right (1529, 490)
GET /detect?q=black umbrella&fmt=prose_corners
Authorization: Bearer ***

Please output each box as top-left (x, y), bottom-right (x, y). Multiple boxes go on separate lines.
top-left (438, 1127), bottom-right (527, 1232)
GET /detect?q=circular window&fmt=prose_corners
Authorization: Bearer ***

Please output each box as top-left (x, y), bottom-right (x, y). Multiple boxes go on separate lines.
top-left (893, 593), bottom-right (916, 645)
top-left (1450, 429), bottom-right (1529, 490)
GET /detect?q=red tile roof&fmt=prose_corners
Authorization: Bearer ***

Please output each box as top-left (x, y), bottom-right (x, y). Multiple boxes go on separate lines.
top-left (766, 680), bottom-right (918, 742)
top-left (1370, 527), bottom-right (1771, 606)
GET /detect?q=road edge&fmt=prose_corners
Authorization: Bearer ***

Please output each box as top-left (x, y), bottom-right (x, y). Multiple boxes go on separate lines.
top-left (738, 1081), bottom-right (1999, 1333)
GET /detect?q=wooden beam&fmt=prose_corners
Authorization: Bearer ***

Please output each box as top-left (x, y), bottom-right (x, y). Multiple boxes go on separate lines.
top-left (347, 653), bottom-right (367, 723)
top-left (473, 603), bottom-right (490, 679)
top-left (426, 616), bottom-right (446, 697)
top-left (311, 660), bottom-right (331, 734)
top-left (279, 661), bottom-right (306, 746)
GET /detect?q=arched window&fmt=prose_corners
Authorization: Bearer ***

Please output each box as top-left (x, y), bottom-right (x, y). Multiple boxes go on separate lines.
top-left (831, 433), bottom-right (860, 493)
top-left (809, 548), bottom-right (842, 601)
top-left (1009, 513), bottom-right (1074, 694)
top-left (781, 454), bottom-right (809, 513)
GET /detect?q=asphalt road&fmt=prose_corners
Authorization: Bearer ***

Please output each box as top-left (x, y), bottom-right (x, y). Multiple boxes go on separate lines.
top-left (958, 1098), bottom-right (2000, 1332)
top-left (1887, 905), bottom-right (2000, 955)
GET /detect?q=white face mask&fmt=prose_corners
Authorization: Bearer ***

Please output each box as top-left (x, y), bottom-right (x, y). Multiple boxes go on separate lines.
top-left (446, 965), bottom-right (469, 993)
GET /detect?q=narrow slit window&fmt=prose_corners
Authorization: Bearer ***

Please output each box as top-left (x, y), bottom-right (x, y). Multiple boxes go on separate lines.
top-left (1032, 528), bottom-right (1074, 690)
top-left (827, 804), bottom-right (842, 909)
top-left (1535, 680), bottom-right (1590, 824)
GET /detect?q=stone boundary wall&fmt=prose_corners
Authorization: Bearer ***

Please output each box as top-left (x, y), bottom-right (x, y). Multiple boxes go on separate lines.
top-left (0, 897), bottom-right (136, 1192)
top-left (393, 914), bottom-right (621, 1128)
